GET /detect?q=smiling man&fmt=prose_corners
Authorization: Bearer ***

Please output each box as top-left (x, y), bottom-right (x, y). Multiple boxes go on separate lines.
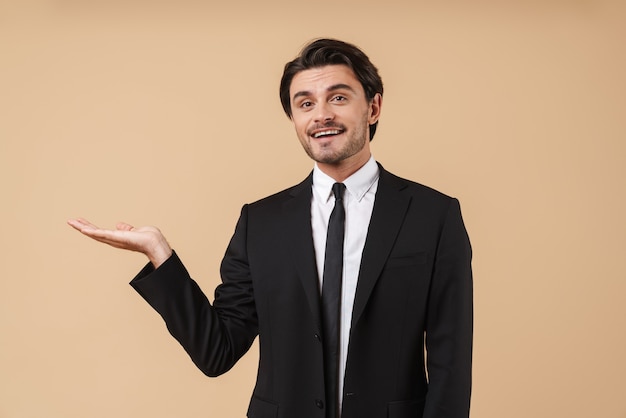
top-left (69, 39), bottom-right (473, 418)
top-left (289, 65), bottom-right (379, 175)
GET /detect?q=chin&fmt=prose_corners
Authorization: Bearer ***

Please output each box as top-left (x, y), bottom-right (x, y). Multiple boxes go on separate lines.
top-left (315, 154), bottom-right (345, 165)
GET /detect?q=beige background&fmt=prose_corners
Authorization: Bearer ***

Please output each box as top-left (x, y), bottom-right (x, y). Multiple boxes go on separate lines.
top-left (1, 0), bottom-right (625, 417)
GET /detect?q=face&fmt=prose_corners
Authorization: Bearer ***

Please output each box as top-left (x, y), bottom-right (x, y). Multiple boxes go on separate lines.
top-left (289, 65), bottom-right (381, 176)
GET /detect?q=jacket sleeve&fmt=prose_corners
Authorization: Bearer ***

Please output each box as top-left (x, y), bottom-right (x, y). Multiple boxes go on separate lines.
top-left (130, 204), bottom-right (258, 377)
top-left (423, 198), bottom-right (473, 417)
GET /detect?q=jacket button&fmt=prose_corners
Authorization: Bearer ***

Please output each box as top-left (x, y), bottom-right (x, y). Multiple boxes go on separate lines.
top-left (315, 399), bottom-right (324, 409)
top-left (314, 333), bottom-right (321, 342)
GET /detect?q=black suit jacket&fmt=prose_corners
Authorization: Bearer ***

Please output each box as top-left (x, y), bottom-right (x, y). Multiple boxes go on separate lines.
top-left (131, 165), bottom-right (473, 418)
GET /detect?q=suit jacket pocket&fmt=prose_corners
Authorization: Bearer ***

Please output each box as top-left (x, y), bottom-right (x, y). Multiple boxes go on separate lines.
top-left (387, 398), bottom-right (425, 418)
top-left (247, 396), bottom-right (279, 418)
top-left (385, 251), bottom-right (428, 269)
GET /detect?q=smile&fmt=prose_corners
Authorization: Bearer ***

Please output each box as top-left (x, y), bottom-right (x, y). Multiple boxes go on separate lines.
top-left (312, 129), bottom-right (343, 139)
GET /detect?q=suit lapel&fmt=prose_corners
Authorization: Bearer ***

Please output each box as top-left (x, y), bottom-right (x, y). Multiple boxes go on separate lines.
top-left (279, 167), bottom-right (412, 332)
top-left (282, 172), bottom-right (323, 330)
top-left (351, 167), bottom-right (411, 329)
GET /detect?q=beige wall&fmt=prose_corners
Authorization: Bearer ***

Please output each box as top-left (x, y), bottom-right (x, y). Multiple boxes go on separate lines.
top-left (1, 0), bottom-right (625, 417)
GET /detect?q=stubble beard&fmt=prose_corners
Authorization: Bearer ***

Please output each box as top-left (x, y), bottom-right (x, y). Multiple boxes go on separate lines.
top-left (301, 116), bottom-right (369, 165)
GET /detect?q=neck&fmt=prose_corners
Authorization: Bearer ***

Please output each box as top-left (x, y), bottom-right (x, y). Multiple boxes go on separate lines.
top-left (317, 153), bottom-right (371, 182)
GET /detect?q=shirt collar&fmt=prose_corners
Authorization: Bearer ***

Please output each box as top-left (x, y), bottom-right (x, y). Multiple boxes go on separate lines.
top-left (312, 156), bottom-right (380, 203)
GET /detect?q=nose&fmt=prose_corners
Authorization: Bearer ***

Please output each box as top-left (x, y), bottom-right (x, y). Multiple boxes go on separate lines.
top-left (314, 102), bottom-right (335, 123)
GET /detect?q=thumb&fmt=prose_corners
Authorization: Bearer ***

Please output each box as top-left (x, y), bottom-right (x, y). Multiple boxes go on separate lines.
top-left (116, 222), bottom-right (135, 231)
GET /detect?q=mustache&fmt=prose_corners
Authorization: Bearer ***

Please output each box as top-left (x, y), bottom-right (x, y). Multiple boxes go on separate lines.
top-left (307, 122), bottom-right (346, 136)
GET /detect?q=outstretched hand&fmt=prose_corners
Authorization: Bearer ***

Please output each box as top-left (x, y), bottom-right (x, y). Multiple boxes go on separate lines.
top-left (67, 218), bottom-right (173, 268)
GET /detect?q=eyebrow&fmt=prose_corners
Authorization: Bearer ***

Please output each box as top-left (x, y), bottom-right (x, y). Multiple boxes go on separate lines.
top-left (292, 83), bottom-right (358, 102)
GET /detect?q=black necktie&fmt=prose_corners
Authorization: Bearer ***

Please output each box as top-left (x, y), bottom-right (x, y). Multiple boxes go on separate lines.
top-left (321, 182), bottom-right (346, 418)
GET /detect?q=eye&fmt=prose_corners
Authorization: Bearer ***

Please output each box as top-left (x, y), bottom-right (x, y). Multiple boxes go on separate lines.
top-left (300, 100), bottom-right (313, 109)
top-left (331, 95), bottom-right (347, 103)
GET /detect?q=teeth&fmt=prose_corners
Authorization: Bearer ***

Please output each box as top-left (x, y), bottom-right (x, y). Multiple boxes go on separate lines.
top-left (313, 129), bottom-right (340, 138)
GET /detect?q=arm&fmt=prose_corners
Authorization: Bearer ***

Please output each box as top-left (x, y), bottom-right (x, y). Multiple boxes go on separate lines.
top-left (130, 206), bottom-right (258, 376)
top-left (67, 209), bottom-right (258, 376)
top-left (424, 199), bottom-right (473, 418)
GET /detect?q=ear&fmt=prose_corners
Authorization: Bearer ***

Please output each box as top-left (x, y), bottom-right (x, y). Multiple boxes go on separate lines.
top-left (368, 93), bottom-right (382, 125)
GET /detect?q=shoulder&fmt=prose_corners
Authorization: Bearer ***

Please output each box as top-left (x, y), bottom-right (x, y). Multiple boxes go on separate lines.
top-left (379, 166), bottom-right (468, 237)
top-left (245, 171), bottom-right (313, 209)
top-left (379, 164), bottom-right (456, 204)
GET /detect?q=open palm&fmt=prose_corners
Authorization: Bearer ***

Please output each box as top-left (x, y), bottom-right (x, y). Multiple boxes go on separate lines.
top-left (67, 218), bottom-right (172, 267)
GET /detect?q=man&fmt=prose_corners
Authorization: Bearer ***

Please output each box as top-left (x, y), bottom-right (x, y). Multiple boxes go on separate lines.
top-left (68, 38), bottom-right (473, 418)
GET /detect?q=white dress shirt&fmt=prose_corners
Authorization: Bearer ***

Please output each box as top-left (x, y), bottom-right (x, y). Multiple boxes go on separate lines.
top-left (311, 156), bottom-right (379, 409)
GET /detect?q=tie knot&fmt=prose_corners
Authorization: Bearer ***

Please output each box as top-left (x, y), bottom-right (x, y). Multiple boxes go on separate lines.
top-left (332, 183), bottom-right (346, 202)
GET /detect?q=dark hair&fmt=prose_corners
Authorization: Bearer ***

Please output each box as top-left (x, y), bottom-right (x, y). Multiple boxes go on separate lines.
top-left (279, 38), bottom-right (384, 141)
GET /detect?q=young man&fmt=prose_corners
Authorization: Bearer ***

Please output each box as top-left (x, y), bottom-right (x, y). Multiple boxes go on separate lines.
top-left (69, 38), bottom-right (473, 418)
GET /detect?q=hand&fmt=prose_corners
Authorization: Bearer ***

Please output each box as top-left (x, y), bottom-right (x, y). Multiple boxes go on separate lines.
top-left (67, 218), bottom-right (173, 268)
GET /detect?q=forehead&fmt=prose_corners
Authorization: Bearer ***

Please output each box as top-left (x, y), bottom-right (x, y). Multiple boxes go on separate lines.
top-left (290, 65), bottom-right (363, 97)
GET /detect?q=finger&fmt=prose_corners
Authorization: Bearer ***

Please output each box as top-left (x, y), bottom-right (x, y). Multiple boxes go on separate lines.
top-left (67, 219), bottom-right (81, 230)
top-left (90, 236), bottom-right (136, 250)
top-left (82, 228), bottom-right (125, 240)
top-left (69, 218), bottom-right (100, 231)
top-left (77, 218), bottom-right (102, 230)
top-left (116, 222), bottom-right (135, 231)
top-left (80, 229), bottom-right (140, 249)
top-left (67, 218), bottom-right (96, 232)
